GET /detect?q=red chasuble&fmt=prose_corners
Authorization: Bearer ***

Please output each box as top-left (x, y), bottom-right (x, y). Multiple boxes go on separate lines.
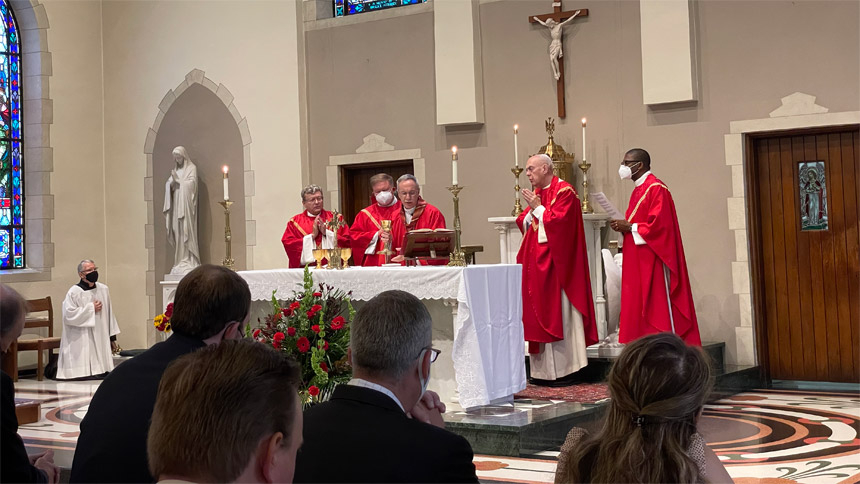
top-left (349, 201), bottom-right (402, 267)
top-left (281, 210), bottom-right (350, 269)
top-left (619, 174), bottom-right (701, 345)
top-left (390, 198), bottom-right (447, 265)
top-left (516, 177), bottom-right (597, 354)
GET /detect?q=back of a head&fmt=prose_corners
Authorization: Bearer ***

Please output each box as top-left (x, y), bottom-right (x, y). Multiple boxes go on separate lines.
top-left (148, 339), bottom-right (301, 482)
top-left (169, 264), bottom-right (251, 340)
top-left (0, 284), bottom-right (27, 342)
top-left (350, 290), bottom-right (432, 379)
top-left (560, 333), bottom-right (712, 483)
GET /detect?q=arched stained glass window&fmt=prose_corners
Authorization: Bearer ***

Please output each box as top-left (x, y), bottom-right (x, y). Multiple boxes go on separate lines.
top-left (0, 0), bottom-right (23, 269)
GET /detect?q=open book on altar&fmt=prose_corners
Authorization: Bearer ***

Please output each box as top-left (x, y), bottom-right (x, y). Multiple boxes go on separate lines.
top-left (403, 229), bottom-right (455, 263)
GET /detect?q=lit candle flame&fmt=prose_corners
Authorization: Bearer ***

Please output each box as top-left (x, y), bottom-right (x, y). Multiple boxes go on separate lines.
top-left (222, 165), bottom-right (229, 174)
top-left (514, 124), bottom-right (519, 133)
top-left (581, 118), bottom-right (587, 127)
top-left (452, 146), bottom-right (458, 154)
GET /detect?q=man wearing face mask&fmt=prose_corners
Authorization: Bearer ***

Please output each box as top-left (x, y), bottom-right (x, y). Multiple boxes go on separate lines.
top-left (56, 260), bottom-right (121, 380)
top-left (610, 149), bottom-right (701, 345)
top-left (281, 184), bottom-right (351, 268)
top-left (390, 174), bottom-right (447, 264)
top-left (294, 290), bottom-right (478, 483)
top-left (71, 264), bottom-right (252, 483)
top-left (350, 173), bottom-right (402, 266)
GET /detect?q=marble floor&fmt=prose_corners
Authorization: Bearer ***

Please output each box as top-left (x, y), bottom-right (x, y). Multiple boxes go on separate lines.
top-left (11, 379), bottom-right (860, 484)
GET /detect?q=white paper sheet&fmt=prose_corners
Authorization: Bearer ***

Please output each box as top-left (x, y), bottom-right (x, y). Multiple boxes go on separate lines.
top-left (592, 192), bottom-right (625, 219)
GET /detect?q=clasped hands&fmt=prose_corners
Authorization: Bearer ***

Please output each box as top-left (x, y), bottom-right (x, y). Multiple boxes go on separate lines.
top-left (311, 216), bottom-right (327, 238)
top-left (610, 219), bottom-right (633, 233)
top-left (520, 189), bottom-right (542, 210)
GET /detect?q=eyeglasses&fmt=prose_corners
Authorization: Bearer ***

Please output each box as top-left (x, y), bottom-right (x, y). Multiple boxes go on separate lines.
top-left (304, 197), bottom-right (324, 203)
top-left (418, 347), bottom-right (441, 363)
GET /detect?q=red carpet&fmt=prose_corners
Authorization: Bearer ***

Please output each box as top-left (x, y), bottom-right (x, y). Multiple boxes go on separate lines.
top-left (514, 382), bottom-right (610, 404)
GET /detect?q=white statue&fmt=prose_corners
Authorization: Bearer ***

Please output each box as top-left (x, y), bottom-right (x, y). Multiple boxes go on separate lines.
top-left (163, 146), bottom-right (201, 275)
top-left (533, 10), bottom-right (582, 81)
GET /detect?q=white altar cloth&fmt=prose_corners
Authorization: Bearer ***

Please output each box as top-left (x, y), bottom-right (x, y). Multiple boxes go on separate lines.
top-left (238, 265), bottom-right (526, 409)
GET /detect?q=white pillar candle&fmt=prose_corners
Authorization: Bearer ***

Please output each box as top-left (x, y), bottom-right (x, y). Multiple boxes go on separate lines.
top-left (581, 118), bottom-right (587, 161)
top-left (451, 146), bottom-right (459, 186)
top-left (222, 165), bottom-right (230, 200)
top-left (513, 124), bottom-right (519, 168)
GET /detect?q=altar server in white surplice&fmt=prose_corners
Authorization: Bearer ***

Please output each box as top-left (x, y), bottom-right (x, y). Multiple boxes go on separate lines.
top-left (57, 260), bottom-right (120, 380)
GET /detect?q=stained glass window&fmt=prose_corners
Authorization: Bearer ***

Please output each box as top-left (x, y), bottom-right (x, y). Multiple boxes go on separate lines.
top-left (798, 161), bottom-right (828, 231)
top-left (0, 0), bottom-right (23, 269)
top-left (334, 0), bottom-right (426, 18)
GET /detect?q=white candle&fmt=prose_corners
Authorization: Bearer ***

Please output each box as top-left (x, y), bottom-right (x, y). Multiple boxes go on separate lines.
top-left (581, 118), bottom-right (587, 161)
top-left (514, 124), bottom-right (519, 168)
top-left (451, 146), bottom-right (459, 186)
top-left (222, 165), bottom-right (229, 200)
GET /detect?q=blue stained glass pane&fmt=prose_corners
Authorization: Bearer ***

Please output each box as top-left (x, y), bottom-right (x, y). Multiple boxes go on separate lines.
top-left (341, 0), bottom-right (425, 16)
top-left (0, 229), bottom-right (8, 264)
top-left (1, 0), bottom-right (22, 270)
top-left (0, 209), bottom-right (8, 225)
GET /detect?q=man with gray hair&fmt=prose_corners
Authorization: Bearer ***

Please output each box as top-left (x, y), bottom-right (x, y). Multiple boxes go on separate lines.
top-left (57, 259), bottom-right (120, 380)
top-left (389, 174), bottom-right (447, 264)
top-left (293, 290), bottom-right (478, 483)
top-left (281, 184), bottom-right (350, 268)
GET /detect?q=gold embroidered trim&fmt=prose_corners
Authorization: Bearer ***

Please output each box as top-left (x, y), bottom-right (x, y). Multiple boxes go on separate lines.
top-left (360, 209), bottom-right (381, 229)
top-left (627, 183), bottom-right (668, 221)
top-left (290, 219), bottom-right (308, 237)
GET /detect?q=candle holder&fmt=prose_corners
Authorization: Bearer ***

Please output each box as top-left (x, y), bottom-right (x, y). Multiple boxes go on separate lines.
top-left (447, 185), bottom-right (467, 267)
top-left (218, 200), bottom-right (235, 270)
top-left (577, 160), bottom-right (593, 213)
top-left (511, 167), bottom-right (524, 216)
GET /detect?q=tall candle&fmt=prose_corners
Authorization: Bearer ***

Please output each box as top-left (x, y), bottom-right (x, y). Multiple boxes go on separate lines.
top-left (581, 118), bottom-right (587, 161)
top-left (222, 165), bottom-right (230, 200)
top-left (513, 124), bottom-right (519, 168)
top-left (451, 146), bottom-right (459, 186)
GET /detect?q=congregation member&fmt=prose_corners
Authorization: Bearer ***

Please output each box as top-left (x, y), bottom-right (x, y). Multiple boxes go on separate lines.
top-left (610, 148), bottom-right (702, 345)
top-left (350, 173), bottom-right (402, 266)
top-left (389, 174), bottom-right (447, 264)
top-left (148, 340), bottom-right (303, 484)
top-left (294, 290), bottom-right (479, 483)
top-left (516, 154), bottom-right (597, 383)
top-left (554, 333), bottom-right (731, 483)
top-left (57, 259), bottom-right (121, 380)
top-left (281, 184), bottom-right (350, 268)
top-left (70, 264), bottom-right (251, 483)
top-left (1, 284), bottom-right (60, 484)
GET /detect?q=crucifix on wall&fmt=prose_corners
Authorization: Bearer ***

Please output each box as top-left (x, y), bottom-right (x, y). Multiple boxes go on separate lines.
top-left (529, 2), bottom-right (589, 118)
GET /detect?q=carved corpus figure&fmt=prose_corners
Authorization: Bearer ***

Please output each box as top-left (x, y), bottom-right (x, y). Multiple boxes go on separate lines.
top-left (533, 10), bottom-right (581, 81)
top-left (163, 146), bottom-right (201, 275)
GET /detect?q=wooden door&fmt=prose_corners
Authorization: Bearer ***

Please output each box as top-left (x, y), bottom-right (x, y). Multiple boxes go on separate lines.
top-left (340, 161), bottom-right (414, 224)
top-left (750, 127), bottom-right (859, 382)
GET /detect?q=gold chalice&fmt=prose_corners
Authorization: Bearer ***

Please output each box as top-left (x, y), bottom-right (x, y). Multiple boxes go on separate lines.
top-left (312, 248), bottom-right (327, 269)
top-left (340, 247), bottom-right (352, 268)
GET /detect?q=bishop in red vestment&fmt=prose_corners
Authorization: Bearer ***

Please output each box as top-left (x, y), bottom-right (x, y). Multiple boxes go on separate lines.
top-left (516, 155), bottom-right (597, 381)
top-left (281, 185), bottom-right (350, 268)
top-left (350, 174), bottom-right (402, 267)
top-left (390, 175), bottom-right (447, 265)
top-left (610, 149), bottom-right (701, 345)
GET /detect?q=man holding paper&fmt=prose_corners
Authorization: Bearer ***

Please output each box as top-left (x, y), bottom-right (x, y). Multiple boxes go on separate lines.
top-left (516, 154), bottom-right (598, 382)
top-left (281, 184), bottom-right (350, 268)
top-left (609, 148), bottom-right (701, 345)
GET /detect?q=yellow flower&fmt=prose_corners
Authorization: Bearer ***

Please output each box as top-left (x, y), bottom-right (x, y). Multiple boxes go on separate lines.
top-left (153, 314), bottom-right (164, 327)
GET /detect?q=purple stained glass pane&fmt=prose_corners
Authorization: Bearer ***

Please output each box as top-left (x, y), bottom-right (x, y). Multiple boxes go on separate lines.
top-left (1, 0), bottom-right (22, 270)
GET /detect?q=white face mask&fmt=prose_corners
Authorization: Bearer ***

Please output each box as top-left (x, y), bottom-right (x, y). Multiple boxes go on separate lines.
top-left (618, 164), bottom-right (633, 180)
top-left (375, 190), bottom-right (394, 206)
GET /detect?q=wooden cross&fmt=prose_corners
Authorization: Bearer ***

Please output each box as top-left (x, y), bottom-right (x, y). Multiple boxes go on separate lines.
top-left (529, 2), bottom-right (589, 118)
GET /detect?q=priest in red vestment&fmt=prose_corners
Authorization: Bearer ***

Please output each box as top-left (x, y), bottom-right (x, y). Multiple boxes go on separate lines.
top-left (610, 148), bottom-right (702, 345)
top-left (390, 174), bottom-right (447, 265)
top-left (350, 173), bottom-right (402, 266)
top-left (516, 154), bottom-right (597, 381)
top-left (281, 184), bottom-right (350, 268)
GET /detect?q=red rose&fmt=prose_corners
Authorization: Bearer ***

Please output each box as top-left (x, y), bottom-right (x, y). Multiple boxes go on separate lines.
top-left (311, 304), bottom-right (322, 312)
top-left (320, 362), bottom-right (329, 373)
top-left (287, 327), bottom-right (296, 337)
top-left (164, 303), bottom-right (174, 318)
top-left (282, 307), bottom-right (293, 317)
top-left (313, 292), bottom-right (322, 297)
top-left (252, 329), bottom-right (261, 339)
top-left (272, 331), bottom-right (285, 348)
top-left (323, 341), bottom-right (329, 351)
top-left (330, 316), bottom-right (345, 330)
top-left (311, 325), bottom-right (321, 334)
top-left (289, 301), bottom-right (301, 311)
top-left (308, 385), bottom-right (320, 397)
top-left (296, 337), bottom-right (310, 353)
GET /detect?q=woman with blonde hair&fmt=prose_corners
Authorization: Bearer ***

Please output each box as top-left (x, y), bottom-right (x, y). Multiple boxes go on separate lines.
top-left (555, 332), bottom-right (731, 483)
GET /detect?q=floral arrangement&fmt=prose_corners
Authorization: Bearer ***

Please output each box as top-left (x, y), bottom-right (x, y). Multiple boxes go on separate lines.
top-left (251, 267), bottom-right (354, 406)
top-left (154, 302), bottom-right (173, 333)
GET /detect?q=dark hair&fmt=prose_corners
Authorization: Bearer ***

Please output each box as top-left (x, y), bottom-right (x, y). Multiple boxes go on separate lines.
top-left (148, 339), bottom-right (301, 482)
top-left (169, 264), bottom-right (251, 339)
top-left (626, 148), bottom-right (652, 170)
top-left (0, 284), bottom-right (27, 336)
top-left (558, 333), bottom-right (712, 483)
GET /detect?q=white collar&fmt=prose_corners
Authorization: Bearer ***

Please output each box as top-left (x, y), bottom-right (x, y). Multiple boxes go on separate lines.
top-left (635, 171), bottom-right (652, 187)
top-left (307, 211), bottom-right (321, 218)
top-left (348, 378), bottom-right (405, 411)
top-left (404, 206), bottom-right (416, 214)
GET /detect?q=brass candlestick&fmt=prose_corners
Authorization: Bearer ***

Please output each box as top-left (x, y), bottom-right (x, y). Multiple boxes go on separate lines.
top-left (511, 167), bottom-right (524, 216)
top-left (218, 200), bottom-right (235, 270)
top-left (578, 159), bottom-right (593, 213)
top-left (447, 185), bottom-right (467, 267)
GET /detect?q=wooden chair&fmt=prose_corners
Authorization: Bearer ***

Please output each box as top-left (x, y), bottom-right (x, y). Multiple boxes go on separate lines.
top-left (13, 297), bottom-right (61, 381)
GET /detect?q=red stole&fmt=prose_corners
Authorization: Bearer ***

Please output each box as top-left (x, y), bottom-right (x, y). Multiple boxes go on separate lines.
top-left (515, 177), bottom-right (597, 353)
top-left (391, 198), bottom-right (447, 265)
top-left (619, 174), bottom-right (701, 345)
top-left (350, 201), bottom-right (402, 266)
top-left (281, 210), bottom-right (350, 268)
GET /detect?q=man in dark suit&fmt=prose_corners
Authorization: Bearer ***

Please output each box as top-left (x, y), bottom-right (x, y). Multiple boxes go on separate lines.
top-left (293, 290), bottom-right (479, 483)
top-left (70, 265), bottom-right (251, 483)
